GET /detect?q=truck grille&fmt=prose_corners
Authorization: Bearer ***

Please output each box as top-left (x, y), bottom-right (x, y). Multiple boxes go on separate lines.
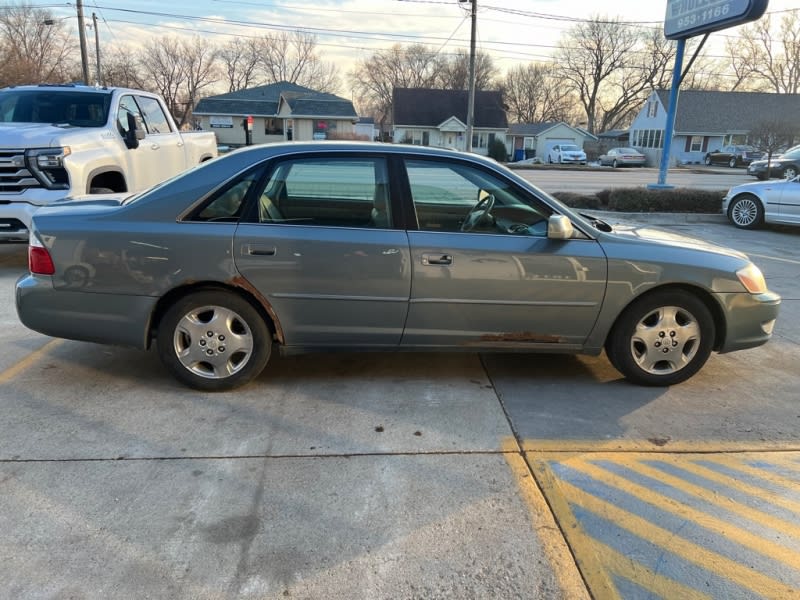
top-left (0, 149), bottom-right (41, 193)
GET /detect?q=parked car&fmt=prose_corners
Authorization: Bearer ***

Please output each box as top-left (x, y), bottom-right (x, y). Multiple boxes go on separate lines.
top-left (723, 175), bottom-right (800, 229)
top-left (547, 144), bottom-right (587, 165)
top-left (598, 147), bottom-right (646, 168)
top-left (747, 147), bottom-right (800, 180)
top-left (704, 145), bottom-right (763, 168)
top-left (16, 142), bottom-right (779, 391)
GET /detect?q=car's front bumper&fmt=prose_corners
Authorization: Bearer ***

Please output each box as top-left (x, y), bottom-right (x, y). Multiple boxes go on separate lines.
top-left (16, 273), bottom-right (157, 349)
top-left (560, 156), bottom-right (587, 164)
top-left (716, 290), bottom-right (781, 353)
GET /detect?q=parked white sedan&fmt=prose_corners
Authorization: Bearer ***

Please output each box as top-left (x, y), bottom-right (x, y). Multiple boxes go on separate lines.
top-left (723, 176), bottom-right (800, 229)
top-left (547, 144), bottom-right (587, 165)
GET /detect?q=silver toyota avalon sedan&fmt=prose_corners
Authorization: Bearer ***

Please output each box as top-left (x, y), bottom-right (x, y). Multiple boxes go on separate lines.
top-left (16, 142), bottom-right (780, 391)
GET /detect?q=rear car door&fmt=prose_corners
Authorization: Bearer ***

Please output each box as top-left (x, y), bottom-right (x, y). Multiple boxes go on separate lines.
top-left (233, 154), bottom-right (411, 347)
top-left (400, 156), bottom-right (607, 349)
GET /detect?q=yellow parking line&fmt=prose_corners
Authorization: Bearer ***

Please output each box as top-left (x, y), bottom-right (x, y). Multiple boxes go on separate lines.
top-left (568, 457), bottom-right (800, 569)
top-left (700, 454), bottom-right (800, 493)
top-left (0, 339), bottom-right (62, 384)
top-left (520, 439), bottom-right (800, 453)
top-left (524, 454), bottom-right (619, 600)
top-left (616, 457), bottom-right (800, 542)
top-left (559, 479), bottom-right (797, 598)
top-left (591, 538), bottom-right (712, 600)
top-left (501, 439), bottom-right (592, 600)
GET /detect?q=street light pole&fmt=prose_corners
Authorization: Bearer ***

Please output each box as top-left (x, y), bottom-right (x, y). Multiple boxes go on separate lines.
top-left (76, 0), bottom-right (90, 84)
top-left (92, 12), bottom-right (101, 85)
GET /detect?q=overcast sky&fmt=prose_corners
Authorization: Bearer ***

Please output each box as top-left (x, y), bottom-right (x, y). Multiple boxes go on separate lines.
top-left (43, 0), bottom-right (798, 83)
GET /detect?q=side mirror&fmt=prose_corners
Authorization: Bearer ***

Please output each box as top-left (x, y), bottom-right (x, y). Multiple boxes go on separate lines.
top-left (547, 215), bottom-right (573, 240)
top-left (124, 112), bottom-right (146, 149)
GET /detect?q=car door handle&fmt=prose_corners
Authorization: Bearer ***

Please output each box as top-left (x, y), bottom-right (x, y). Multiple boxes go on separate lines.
top-left (422, 253), bottom-right (452, 266)
top-left (244, 244), bottom-right (276, 256)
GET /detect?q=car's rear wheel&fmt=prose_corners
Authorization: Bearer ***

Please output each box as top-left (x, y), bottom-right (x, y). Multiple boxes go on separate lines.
top-left (727, 193), bottom-right (764, 229)
top-left (728, 157), bottom-right (737, 168)
top-left (157, 290), bottom-right (271, 391)
top-left (783, 165), bottom-right (798, 179)
top-left (612, 159), bottom-right (618, 168)
top-left (607, 290), bottom-right (714, 386)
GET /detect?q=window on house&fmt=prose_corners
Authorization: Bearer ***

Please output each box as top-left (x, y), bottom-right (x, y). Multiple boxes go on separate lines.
top-left (647, 102), bottom-right (658, 118)
top-left (472, 132), bottom-right (488, 148)
top-left (264, 118), bottom-right (282, 135)
top-left (523, 137), bottom-right (535, 149)
top-left (690, 136), bottom-right (703, 152)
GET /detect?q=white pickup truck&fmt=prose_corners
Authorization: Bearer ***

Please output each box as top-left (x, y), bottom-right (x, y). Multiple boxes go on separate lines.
top-left (0, 84), bottom-right (218, 241)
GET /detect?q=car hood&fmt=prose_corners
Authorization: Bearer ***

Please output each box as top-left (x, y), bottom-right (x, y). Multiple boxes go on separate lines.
top-left (602, 223), bottom-right (748, 260)
top-left (725, 179), bottom-right (785, 196)
top-left (0, 122), bottom-right (104, 147)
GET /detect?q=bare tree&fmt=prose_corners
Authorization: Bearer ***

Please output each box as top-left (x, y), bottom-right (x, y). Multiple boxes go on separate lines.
top-left (218, 37), bottom-right (261, 92)
top-left (434, 49), bottom-right (499, 90)
top-left (101, 45), bottom-right (146, 89)
top-left (255, 31), bottom-right (339, 93)
top-left (349, 43), bottom-right (442, 133)
top-left (554, 18), bottom-right (676, 133)
top-left (0, 3), bottom-right (74, 86)
top-left (501, 62), bottom-right (576, 123)
top-left (748, 118), bottom-right (799, 177)
top-left (725, 13), bottom-right (800, 94)
top-left (136, 36), bottom-right (219, 128)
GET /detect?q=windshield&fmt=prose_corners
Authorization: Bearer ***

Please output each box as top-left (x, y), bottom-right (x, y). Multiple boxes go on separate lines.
top-left (561, 145), bottom-right (580, 152)
top-left (0, 89), bottom-right (111, 127)
top-left (781, 149), bottom-right (800, 159)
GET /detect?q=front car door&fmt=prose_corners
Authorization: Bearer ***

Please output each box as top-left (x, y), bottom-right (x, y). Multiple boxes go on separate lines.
top-left (233, 154), bottom-right (411, 347)
top-left (400, 156), bottom-right (608, 349)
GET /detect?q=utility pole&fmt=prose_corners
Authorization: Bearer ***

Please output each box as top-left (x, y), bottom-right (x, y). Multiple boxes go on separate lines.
top-left (92, 12), bottom-right (101, 85)
top-left (463, 0), bottom-right (477, 152)
top-left (76, 0), bottom-right (90, 84)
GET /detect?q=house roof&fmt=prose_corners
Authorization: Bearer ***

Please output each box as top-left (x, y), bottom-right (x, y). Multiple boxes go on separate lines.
top-left (654, 89), bottom-right (800, 134)
top-left (194, 81), bottom-right (356, 118)
top-left (392, 88), bottom-right (508, 129)
top-left (598, 128), bottom-right (629, 139)
top-left (508, 122), bottom-right (560, 136)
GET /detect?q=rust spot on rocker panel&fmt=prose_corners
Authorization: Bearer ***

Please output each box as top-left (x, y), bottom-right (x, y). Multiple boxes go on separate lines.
top-left (478, 332), bottom-right (564, 343)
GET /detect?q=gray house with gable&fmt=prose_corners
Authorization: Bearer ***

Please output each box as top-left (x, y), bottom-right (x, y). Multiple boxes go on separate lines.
top-left (193, 81), bottom-right (359, 147)
top-left (630, 89), bottom-right (800, 166)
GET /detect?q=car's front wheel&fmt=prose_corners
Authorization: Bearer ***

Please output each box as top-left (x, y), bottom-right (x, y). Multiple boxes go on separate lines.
top-left (704, 155), bottom-right (712, 166)
top-left (606, 290), bottom-right (714, 386)
top-left (612, 159), bottom-right (618, 168)
top-left (157, 290), bottom-right (272, 391)
top-left (727, 193), bottom-right (764, 229)
top-left (783, 165), bottom-right (798, 179)
top-left (728, 157), bottom-right (737, 168)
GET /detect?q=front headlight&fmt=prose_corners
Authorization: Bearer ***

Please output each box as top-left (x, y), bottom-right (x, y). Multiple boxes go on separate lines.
top-left (25, 147), bottom-right (71, 189)
top-left (736, 263), bottom-right (767, 294)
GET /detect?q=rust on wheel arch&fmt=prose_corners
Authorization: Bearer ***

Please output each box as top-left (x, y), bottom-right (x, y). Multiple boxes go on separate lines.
top-left (229, 276), bottom-right (285, 344)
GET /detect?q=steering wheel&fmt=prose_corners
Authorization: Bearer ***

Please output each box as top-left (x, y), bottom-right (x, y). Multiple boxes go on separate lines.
top-left (461, 193), bottom-right (495, 232)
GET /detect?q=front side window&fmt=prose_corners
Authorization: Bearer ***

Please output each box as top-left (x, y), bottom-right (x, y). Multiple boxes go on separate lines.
top-left (135, 95), bottom-right (172, 134)
top-left (257, 157), bottom-right (392, 229)
top-left (405, 158), bottom-right (550, 236)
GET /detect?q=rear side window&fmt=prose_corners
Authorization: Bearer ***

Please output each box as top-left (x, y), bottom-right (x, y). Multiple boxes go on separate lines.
top-left (190, 168), bottom-right (263, 222)
top-left (257, 157), bottom-right (392, 229)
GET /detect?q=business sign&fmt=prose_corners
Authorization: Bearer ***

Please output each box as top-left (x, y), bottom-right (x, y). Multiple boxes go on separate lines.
top-left (664, 0), bottom-right (768, 39)
top-left (209, 116), bottom-right (233, 128)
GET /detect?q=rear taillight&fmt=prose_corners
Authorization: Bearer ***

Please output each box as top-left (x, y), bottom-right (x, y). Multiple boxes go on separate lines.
top-left (28, 232), bottom-right (55, 275)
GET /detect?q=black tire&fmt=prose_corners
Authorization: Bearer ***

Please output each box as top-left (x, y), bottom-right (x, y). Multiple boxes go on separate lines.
top-left (783, 165), bottom-right (798, 179)
top-left (157, 290), bottom-right (272, 391)
top-left (612, 159), bottom-right (618, 168)
top-left (728, 157), bottom-right (737, 168)
top-left (704, 155), bottom-right (712, 166)
top-left (606, 290), bottom-right (715, 386)
top-left (727, 193), bottom-right (764, 229)
top-left (89, 187), bottom-right (115, 194)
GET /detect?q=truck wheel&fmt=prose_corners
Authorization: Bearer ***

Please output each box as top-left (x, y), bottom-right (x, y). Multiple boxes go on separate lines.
top-left (89, 187), bottom-right (115, 194)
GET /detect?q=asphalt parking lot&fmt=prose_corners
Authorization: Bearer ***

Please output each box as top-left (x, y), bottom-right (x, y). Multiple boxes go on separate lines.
top-left (1, 216), bottom-right (799, 599)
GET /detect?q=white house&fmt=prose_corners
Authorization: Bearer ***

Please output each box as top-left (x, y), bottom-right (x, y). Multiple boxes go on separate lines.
top-left (507, 122), bottom-right (597, 162)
